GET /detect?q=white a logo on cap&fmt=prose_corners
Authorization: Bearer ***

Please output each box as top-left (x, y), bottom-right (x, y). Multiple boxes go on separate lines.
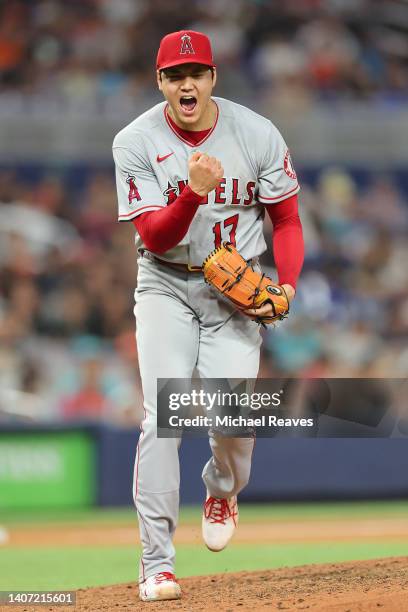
top-left (180, 33), bottom-right (195, 55)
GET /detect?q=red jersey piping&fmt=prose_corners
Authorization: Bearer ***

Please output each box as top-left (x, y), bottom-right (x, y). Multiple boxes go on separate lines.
top-left (118, 205), bottom-right (163, 219)
top-left (164, 101), bottom-right (219, 147)
top-left (258, 184), bottom-right (299, 202)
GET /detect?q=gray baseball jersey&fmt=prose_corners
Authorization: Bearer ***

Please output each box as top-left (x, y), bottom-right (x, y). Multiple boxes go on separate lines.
top-left (113, 96), bottom-right (299, 266)
top-left (113, 96), bottom-right (299, 584)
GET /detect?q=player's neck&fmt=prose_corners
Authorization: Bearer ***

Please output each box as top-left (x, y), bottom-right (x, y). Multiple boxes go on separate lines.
top-left (167, 98), bottom-right (217, 132)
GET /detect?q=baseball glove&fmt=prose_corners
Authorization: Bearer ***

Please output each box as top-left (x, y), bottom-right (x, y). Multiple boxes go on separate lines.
top-left (202, 242), bottom-right (290, 325)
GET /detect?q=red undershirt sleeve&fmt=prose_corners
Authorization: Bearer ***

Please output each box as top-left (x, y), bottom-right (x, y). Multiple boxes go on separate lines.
top-left (132, 185), bottom-right (203, 254)
top-left (265, 194), bottom-right (304, 289)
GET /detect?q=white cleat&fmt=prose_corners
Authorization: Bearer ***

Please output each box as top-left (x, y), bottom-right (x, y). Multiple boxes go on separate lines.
top-left (202, 492), bottom-right (239, 552)
top-left (139, 572), bottom-right (182, 602)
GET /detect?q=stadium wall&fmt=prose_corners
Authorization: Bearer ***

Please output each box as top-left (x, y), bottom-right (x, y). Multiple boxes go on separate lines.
top-left (1, 425), bottom-right (408, 508)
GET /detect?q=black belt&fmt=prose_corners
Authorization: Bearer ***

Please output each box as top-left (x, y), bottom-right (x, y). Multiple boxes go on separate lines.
top-left (140, 250), bottom-right (203, 273)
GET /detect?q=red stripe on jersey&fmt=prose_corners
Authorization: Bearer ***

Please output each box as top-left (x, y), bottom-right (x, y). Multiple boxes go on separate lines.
top-left (164, 102), bottom-right (219, 147)
top-left (119, 205), bottom-right (163, 219)
top-left (166, 111), bottom-right (211, 145)
top-left (258, 184), bottom-right (299, 202)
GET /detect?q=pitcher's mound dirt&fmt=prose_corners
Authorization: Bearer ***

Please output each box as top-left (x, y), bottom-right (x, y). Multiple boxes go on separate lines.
top-left (9, 556), bottom-right (408, 612)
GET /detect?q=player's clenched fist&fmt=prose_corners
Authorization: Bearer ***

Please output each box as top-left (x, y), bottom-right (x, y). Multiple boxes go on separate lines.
top-left (188, 151), bottom-right (224, 197)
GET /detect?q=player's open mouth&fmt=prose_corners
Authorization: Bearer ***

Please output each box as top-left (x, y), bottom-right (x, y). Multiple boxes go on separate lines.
top-left (179, 96), bottom-right (197, 115)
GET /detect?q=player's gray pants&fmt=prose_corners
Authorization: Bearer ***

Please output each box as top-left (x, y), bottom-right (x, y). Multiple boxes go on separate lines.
top-left (133, 255), bottom-right (261, 582)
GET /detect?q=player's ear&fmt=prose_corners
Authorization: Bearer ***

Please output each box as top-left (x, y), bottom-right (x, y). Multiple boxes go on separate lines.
top-left (211, 67), bottom-right (217, 88)
top-left (157, 70), bottom-right (163, 91)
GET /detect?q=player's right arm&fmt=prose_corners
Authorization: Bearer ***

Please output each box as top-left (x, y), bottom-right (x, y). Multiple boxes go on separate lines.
top-left (131, 152), bottom-right (223, 255)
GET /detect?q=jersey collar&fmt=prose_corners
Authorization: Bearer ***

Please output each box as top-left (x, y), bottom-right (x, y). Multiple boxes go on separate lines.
top-left (164, 100), bottom-right (219, 147)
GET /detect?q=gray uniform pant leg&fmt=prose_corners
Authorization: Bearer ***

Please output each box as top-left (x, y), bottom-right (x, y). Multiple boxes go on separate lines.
top-left (134, 264), bottom-right (199, 582)
top-left (197, 308), bottom-right (261, 499)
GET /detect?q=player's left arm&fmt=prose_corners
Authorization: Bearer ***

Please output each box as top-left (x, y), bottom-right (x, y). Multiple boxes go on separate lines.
top-left (245, 122), bottom-right (304, 318)
top-left (265, 193), bottom-right (304, 300)
top-left (244, 194), bottom-right (304, 318)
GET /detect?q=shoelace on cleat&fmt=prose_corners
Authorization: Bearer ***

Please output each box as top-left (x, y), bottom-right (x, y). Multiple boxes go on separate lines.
top-left (204, 497), bottom-right (237, 525)
top-left (154, 572), bottom-right (176, 584)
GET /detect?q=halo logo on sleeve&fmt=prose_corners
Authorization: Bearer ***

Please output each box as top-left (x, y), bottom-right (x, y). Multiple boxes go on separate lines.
top-left (180, 33), bottom-right (195, 55)
top-left (284, 150), bottom-right (297, 180)
top-left (126, 175), bottom-right (141, 205)
top-left (163, 182), bottom-right (178, 204)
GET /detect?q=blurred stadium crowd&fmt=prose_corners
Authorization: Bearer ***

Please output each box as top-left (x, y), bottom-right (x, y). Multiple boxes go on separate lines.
top-left (1, 0), bottom-right (408, 117)
top-left (0, 165), bottom-right (407, 424)
top-left (1, 0), bottom-right (408, 424)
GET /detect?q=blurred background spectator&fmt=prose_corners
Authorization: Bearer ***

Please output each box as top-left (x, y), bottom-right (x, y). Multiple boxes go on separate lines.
top-left (1, 162), bottom-right (407, 424)
top-left (0, 0), bottom-right (407, 424)
top-left (0, 0), bottom-right (407, 115)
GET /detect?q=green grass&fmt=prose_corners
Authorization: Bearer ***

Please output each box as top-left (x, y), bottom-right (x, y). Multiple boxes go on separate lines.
top-left (1, 502), bottom-right (407, 590)
top-left (182, 500), bottom-right (408, 524)
top-left (1, 541), bottom-right (408, 591)
top-left (0, 547), bottom-right (139, 590)
top-left (1, 500), bottom-right (408, 527)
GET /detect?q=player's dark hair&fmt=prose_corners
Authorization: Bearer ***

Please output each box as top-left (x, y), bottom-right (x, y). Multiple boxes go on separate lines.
top-left (159, 66), bottom-right (214, 80)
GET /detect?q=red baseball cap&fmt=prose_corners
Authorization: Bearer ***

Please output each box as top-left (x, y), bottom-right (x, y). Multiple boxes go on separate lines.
top-left (156, 30), bottom-right (215, 71)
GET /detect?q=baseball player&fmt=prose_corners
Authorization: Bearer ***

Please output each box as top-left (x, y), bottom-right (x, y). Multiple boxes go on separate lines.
top-left (113, 30), bottom-right (304, 602)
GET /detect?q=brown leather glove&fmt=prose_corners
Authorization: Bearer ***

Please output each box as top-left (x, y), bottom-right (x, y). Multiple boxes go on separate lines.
top-left (203, 242), bottom-right (290, 325)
